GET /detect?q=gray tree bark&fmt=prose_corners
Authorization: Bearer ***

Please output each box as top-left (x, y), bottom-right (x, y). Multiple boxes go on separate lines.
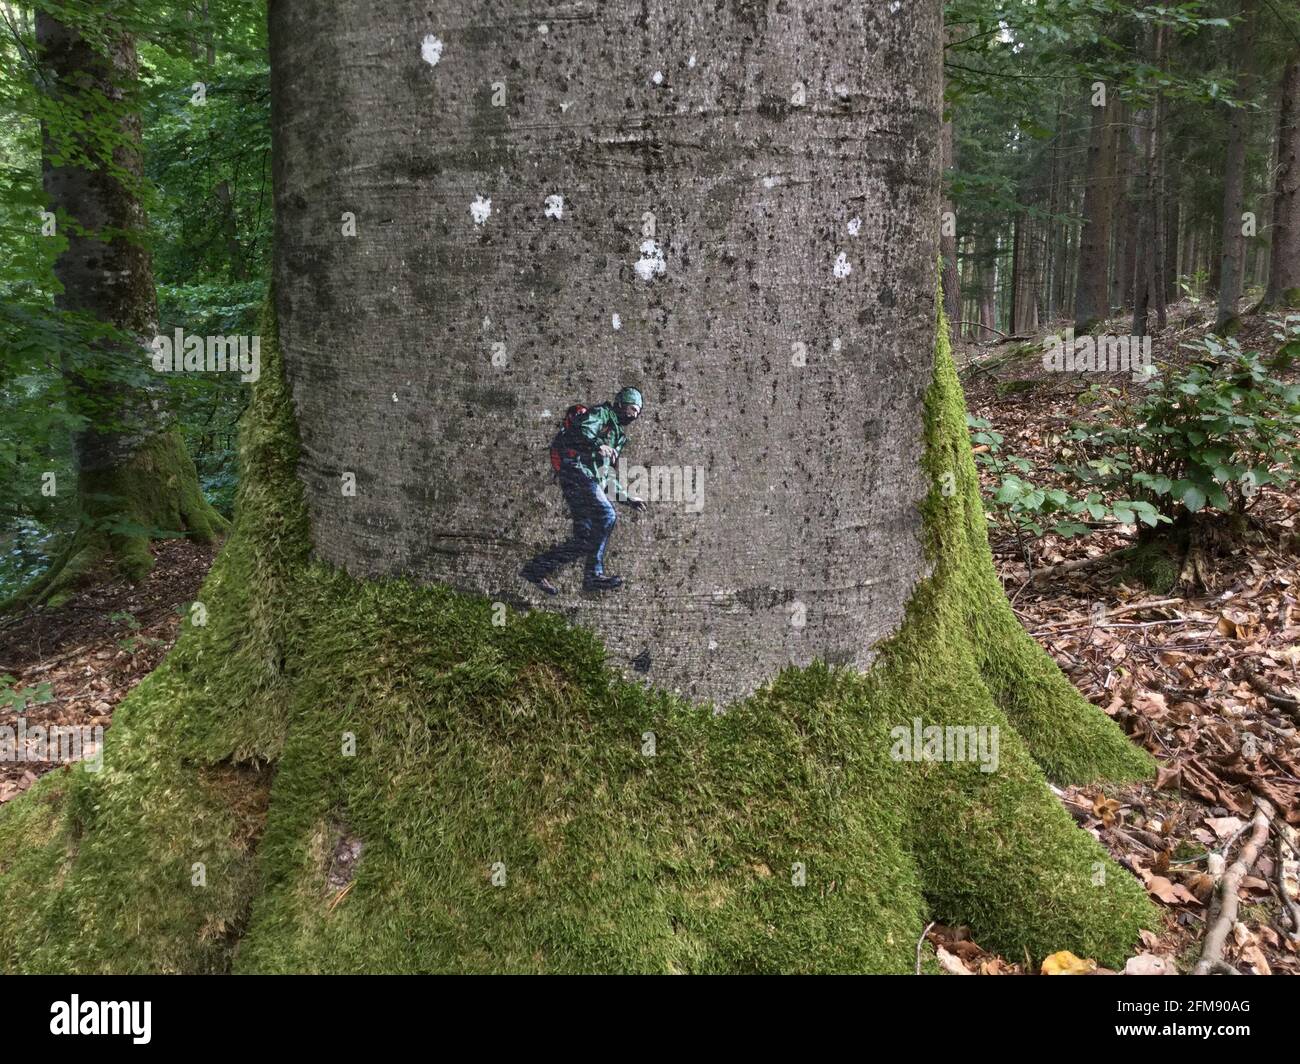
top-left (1215, 0), bottom-right (1258, 332)
top-left (1265, 53), bottom-right (1300, 308)
top-left (269, 0), bottom-right (941, 705)
top-left (1074, 91), bottom-right (1120, 331)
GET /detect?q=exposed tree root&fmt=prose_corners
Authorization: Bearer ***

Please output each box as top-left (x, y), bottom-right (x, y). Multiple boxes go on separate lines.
top-left (4, 431), bottom-right (229, 610)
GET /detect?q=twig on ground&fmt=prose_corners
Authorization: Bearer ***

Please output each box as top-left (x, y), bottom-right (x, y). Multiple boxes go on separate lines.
top-left (915, 920), bottom-right (936, 975)
top-left (1193, 799), bottom-right (1273, 975)
top-left (1276, 836), bottom-right (1300, 943)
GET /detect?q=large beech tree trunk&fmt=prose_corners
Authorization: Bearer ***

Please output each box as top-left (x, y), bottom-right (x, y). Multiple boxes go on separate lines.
top-left (271, 0), bottom-right (939, 704)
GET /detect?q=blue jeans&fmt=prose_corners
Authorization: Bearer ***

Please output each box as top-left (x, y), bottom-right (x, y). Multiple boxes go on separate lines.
top-left (528, 463), bottom-right (617, 578)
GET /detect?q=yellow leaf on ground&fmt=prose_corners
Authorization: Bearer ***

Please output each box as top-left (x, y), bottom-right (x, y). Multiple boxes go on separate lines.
top-left (1041, 950), bottom-right (1097, 975)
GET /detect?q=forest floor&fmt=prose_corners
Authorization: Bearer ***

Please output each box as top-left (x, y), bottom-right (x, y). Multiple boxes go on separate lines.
top-left (1, 299), bottom-right (1297, 974)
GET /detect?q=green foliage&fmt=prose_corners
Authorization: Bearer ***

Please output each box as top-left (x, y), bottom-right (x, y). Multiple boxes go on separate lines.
top-left (0, 674), bottom-right (54, 712)
top-left (967, 414), bottom-right (1159, 541)
top-left (1063, 338), bottom-right (1300, 521)
top-left (0, 1), bottom-right (269, 584)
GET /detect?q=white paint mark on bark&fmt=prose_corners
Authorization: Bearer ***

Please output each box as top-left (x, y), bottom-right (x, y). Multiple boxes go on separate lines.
top-left (538, 23), bottom-right (549, 34)
top-left (544, 194), bottom-right (565, 220)
top-left (763, 176), bottom-right (781, 189)
top-left (560, 101), bottom-right (572, 112)
top-left (688, 55), bottom-right (697, 68)
top-left (470, 196), bottom-right (492, 226)
top-left (847, 217), bottom-right (862, 236)
top-left (651, 71), bottom-right (664, 85)
top-left (420, 35), bottom-right (443, 67)
top-left (634, 239), bottom-right (666, 281)
top-left (833, 252), bottom-right (852, 278)
top-left (612, 313), bottom-right (622, 330)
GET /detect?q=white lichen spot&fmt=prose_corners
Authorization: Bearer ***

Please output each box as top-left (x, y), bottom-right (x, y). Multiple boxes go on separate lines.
top-left (392, 392), bottom-right (399, 403)
top-left (651, 70), bottom-right (664, 85)
top-left (470, 195), bottom-right (492, 226)
top-left (482, 316), bottom-right (491, 331)
top-left (832, 337), bottom-right (843, 353)
top-left (420, 34), bottom-right (444, 67)
top-left (540, 409), bottom-right (552, 420)
top-left (889, 0), bottom-right (901, 11)
top-left (560, 100), bottom-right (573, 113)
top-left (688, 54), bottom-right (697, 68)
top-left (847, 216), bottom-right (862, 236)
top-left (708, 638), bottom-right (717, 651)
top-left (544, 194), bottom-right (565, 220)
top-left (538, 23), bottom-right (549, 34)
top-left (634, 239), bottom-right (666, 282)
top-left (612, 313), bottom-right (622, 330)
top-left (833, 252), bottom-right (852, 278)
top-left (762, 175), bottom-right (781, 189)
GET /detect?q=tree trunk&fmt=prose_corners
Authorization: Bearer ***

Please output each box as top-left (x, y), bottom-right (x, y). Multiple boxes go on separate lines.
top-left (23, 10), bottom-right (227, 606)
top-left (1215, 0), bottom-right (1258, 333)
top-left (1265, 53), bottom-right (1300, 308)
top-left (1111, 102), bottom-right (1135, 314)
top-left (0, 0), bottom-right (1155, 975)
top-left (1074, 90), bottom-right (1120, 331)
top-left (940, 88), bottom-right (960, 337)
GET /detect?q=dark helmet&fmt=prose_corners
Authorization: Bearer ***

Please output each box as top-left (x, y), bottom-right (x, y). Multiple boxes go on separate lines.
top-left (615, 386), bottom-right (643, 409)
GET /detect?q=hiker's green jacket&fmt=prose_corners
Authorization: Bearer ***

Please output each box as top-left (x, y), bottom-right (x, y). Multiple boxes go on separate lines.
top-left (571, 403), bottom-right (628, 493)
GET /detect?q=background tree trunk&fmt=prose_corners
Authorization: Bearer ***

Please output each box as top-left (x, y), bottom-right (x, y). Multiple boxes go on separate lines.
top-left (1265, 53), bottom-right (1300, 308)
top-left (940, 85), bottom-right (960, 336)
top-left (26, 10), bottom-right (226, 604)
top-left (1074, 90), bottom-right (1120, 331)
top-left (1215, 0), bottom-right (1258, 332)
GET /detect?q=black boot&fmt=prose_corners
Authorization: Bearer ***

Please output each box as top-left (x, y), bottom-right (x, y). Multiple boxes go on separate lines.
top-left (521, 562), bottom-right (560, 596)
top-left (582, 573), bottom-right (623, 592)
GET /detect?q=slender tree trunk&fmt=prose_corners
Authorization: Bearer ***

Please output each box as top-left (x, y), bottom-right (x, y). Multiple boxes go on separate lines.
top-left (1074, 90), bottom-right (1120, 331)
top-left (940, 77), bottom-right (960, 335)
top-left (1112, 102), bottom-right (1135, 313)
top-left (1265, 53), bottom-right (1300, 308)
top-left (1215, 0), bottom-right (1258, 332)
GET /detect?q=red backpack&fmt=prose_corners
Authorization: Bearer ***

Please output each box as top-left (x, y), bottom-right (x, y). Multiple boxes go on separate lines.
top-left (549, 404), bottom-right (589, 472)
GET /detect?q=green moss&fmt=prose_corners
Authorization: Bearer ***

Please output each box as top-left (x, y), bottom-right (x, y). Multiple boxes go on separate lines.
top-left (1121, 540), bottom-right (1182, 593)
top-left (0, 304), bottom-right (1157, 973)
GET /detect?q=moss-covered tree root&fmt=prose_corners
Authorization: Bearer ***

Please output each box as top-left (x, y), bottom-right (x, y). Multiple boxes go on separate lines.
top-left (7, 431), bottom-right (230, 609)
top-left (0, 311), bottom-right (1157, 973)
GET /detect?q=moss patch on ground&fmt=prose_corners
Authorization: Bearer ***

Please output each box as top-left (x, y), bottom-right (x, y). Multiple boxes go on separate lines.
top-left (0, 307), bottom-right (1158, 973)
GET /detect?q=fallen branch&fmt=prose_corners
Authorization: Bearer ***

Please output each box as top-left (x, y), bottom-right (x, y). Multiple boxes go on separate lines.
top-left (1193, 799), bottom-right (1273, 975)
top-left (1239, 661), bottom-right (1300, 721)
top-left (1032, 597), bottom-right (1185, 630)
top-left (1025, 548), bottom-right (1130, 584)
top-left (1276, 836), bottom-right (1300, 944)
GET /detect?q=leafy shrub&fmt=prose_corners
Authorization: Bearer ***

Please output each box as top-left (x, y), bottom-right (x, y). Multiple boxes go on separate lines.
top-left (1061, 337), bottom-right (1300, 521)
